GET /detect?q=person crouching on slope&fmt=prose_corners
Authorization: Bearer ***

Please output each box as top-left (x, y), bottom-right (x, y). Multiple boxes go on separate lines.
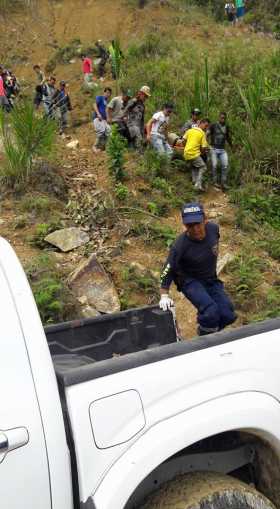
top-left (159, 202), bottom-right (236, 336)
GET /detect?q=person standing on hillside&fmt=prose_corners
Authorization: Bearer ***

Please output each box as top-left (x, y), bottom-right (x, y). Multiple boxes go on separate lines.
top-left (225, 3), bottom-right (236, 24)
top-left (235, 0), bottom-right (245, 22)
top-left (182, 119), bottom-right (210, 192)
top-left (146, 103), bottom-right (174, 157)
top-left (209, 112), bottom-right (233, 191)
top-left (93, 87), bottom-right (112, 153)
top-left (81, 54), bottom-right (94, 88)
top-left (106, 88), bottom-right (132, 138)
top-left (122, 85), bottom-right (151, 150)
top-left (0, 67), bottom-right (10, 112)
top-left (181, 108), bottom-right (201, 135)
top-left (33, 64), bottom-right (46, 109)
top-left (42, 76), bottom-right (57, 118)
top-left (159, 202), bottom-right (236, 336)
top-left (95, 40), bottom-right (109, 81)
top-left (52, 81), bottom-right (73, 134)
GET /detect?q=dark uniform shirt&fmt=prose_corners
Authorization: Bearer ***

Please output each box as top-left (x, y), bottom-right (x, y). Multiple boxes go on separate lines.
top-left (209, 122), bottom-right (232, 149)
top-left (123, 98), bottom-right (145, 134)
top-left (160, 222), bottom-right (220, 290)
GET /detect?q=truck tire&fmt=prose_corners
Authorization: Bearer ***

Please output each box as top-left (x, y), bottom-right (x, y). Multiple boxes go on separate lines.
top-left (139, 471), bottom-right (276, 509)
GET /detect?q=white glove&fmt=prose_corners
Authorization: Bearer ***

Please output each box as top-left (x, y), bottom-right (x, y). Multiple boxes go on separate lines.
top-left (159, 294), bottom-right (174, 312)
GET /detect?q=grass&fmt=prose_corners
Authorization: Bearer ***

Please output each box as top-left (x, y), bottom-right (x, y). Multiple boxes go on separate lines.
top-left (0, 102), bottom-right (56, 187)
top-left (25, 253), bottom-right (77, 324)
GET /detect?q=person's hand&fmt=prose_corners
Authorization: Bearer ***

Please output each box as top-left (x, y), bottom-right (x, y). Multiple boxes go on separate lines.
top-left (159, 294), bottom-right (174, 312)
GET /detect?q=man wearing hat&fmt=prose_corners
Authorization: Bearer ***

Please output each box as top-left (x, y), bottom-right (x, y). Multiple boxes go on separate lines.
top-left (107, 88), bottom-right (132, 139)
top-left (181, 108), bottom-right (201, 135)
top-left (122, 85), bottom-right (151, 150)
top-left (159, 202), bottom-right (236, 336)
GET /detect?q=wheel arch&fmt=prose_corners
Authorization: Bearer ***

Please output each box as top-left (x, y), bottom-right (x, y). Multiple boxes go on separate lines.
top-left (92, 391), bottom-right (280, 509)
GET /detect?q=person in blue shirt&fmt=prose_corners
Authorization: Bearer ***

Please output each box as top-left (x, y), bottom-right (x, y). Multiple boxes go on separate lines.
top-left (159, 202), bottom-right (236, 336)
top-left (93, 87), bottom-right (112, 153)
top-left (52, 81), bottom-right (72, 134)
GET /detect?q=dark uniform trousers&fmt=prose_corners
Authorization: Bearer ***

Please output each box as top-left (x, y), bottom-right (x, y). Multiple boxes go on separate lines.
top-left (181, 278), bottom-right (236, 335)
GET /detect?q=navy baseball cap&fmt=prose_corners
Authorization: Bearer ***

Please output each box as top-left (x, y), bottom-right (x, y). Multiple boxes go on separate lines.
top-left (182, 202), bottom-right (204, 224)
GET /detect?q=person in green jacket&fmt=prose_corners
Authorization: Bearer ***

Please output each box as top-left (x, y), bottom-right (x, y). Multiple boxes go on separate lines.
top-left (235, 0), bottom-right (245, 21)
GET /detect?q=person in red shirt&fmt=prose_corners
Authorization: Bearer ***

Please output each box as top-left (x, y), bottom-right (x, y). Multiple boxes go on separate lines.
top-left (81, 54), bottom-right (94, 89)
top-left (0, 67), bottom-right (11, 111)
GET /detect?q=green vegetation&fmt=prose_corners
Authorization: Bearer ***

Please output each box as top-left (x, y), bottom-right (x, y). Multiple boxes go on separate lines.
top-left (0, 103), bottom-right (56, 187)
top-left (107, 124), bottom-right (127, 182)
top-left (28, 222), bottom-right (61, 248)
top-left (120, 264), bottom-right (159, 310)
top-left (25, 254), bottom-right (77, 324)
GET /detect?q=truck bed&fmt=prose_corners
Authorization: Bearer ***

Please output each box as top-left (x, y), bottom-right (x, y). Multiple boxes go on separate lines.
top-left (45, 305), bottom-right (177, 378)
top-left (45, 308), bottom-right (280, 389)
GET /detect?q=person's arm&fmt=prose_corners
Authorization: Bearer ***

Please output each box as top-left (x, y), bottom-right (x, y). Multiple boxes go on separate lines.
top-left (106, 98), bottom-right (115, 124)
top-left (201, 131), bottom-right (210, 154)
top-left (226, 126), bottom-right (233, 148)
top-left (89, 58), bottom-right (93, 74)
top-left (159, 246), bottom-right (177, 311)
top-left (94, 97), bottom-right (102, 120)
top-left (146, 118), bottom-right (155, 141)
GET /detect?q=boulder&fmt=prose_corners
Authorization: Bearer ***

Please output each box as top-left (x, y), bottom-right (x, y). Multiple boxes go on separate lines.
top-left (45, 227), bottom-right (90, 252)
top-left (69, 254), bottom-right (120, 314)
top-left (217, 253), bottom-right (235, 276)
top-left (66, 139), bottom-right (79, 149)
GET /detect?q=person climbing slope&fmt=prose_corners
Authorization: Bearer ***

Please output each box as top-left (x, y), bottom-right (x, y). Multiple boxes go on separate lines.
top-left (159, 202), bottom-right (236, 336)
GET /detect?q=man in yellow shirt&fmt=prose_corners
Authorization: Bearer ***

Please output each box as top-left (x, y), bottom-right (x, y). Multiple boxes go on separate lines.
top-left (183, 118), bottom-right (210, 192)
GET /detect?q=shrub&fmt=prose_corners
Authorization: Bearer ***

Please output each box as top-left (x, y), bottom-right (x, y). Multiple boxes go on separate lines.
top-left (226, 253), bottom-right (265, 307)
top-left (0, 102), bottom-right (56, 187)
top-left (107, 124), bottom-right (127, 182)
top-left (25, 254), bottom-right (77, 324)
top-left (115, 183), bottom-right (129, 201)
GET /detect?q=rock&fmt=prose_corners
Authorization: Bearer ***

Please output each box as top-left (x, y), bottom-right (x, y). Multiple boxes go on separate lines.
top-left (77, 296), bottom-right (101, 318)
top-left (45, 227), bottom-right (90, 252)
top-left (130, 262), bottom-right (146, 273)
top-left (66, 140), bottom-right (79, 149)
top-left (69, 254), bottom-right (120, 313)
top-left (208, 211), bottom-right (224, 219)
top-left (69, 59), bottom-right (76, 64)
top-left (217, 253), bottom-right (235, 276)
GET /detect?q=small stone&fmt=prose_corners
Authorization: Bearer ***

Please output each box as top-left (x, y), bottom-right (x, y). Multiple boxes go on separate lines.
top-left (66, 140), bottom-right (79, 149)
top-left (45, 227), bottom-right (90, 252)
top-left (69, 59), bottom-right (76, 64)
top-left (217, 253), bottom-right (235, 276)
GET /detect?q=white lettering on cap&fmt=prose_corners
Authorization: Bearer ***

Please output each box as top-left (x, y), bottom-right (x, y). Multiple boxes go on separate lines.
top-left (183, 206), bottom-right (202, 214)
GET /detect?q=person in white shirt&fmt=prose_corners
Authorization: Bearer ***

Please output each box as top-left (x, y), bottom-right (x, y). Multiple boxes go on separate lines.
top-left (225, 2), bottom-right (236, 24)
top-left (146, 103), bottom-right (174, 157)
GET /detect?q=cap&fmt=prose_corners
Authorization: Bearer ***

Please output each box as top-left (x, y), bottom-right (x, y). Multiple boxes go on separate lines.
top-left (139, 85), bottom-right (151, 97)
top-left (182, 202), bottom-right (204, 224)
top-left (60, 80), bottom-right (66, 86)
top-left (192, 108), bottom-right (201, 115)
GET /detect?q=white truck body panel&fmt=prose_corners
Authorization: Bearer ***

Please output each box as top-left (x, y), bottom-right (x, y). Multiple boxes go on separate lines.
top-left (0, 238), bottom-right (73, 509)
top-left (65, 328), bottom-right (280, 507)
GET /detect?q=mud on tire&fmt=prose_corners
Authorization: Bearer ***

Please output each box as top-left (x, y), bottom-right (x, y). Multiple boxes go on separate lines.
top-left (139, 471), bottom-right (276, 509)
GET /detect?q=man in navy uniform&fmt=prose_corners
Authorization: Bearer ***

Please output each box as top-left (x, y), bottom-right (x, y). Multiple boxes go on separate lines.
top-left (159, 202), bottom-right (236, 336)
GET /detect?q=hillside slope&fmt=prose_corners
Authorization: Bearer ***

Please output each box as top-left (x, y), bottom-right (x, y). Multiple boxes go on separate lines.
top-left (1, 0), bottom-right (280, 337)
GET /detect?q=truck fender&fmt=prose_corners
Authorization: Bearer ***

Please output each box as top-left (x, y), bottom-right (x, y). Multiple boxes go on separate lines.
top-left (91, 391), bottom-right (280, 509)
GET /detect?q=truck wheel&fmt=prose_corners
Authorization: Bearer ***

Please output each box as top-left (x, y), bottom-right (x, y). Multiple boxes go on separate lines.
top-left (139, 471), bottom-right (276, 509)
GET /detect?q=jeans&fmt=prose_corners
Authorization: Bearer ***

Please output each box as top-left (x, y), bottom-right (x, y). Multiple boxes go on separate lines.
top-left (181, 278), bottom-right (236, 335)
top-left (151, 134), bottom-right (173, 157)
top-left (211, 148), bottom-right (229, 185)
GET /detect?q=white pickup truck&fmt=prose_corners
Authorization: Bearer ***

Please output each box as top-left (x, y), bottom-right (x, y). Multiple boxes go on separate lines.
top-left (1, 236), bottom-right (280, 509)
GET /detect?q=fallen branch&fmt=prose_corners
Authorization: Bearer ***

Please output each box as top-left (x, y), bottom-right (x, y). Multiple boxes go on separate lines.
top-left (116, 206), bottom-right (158, 219)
